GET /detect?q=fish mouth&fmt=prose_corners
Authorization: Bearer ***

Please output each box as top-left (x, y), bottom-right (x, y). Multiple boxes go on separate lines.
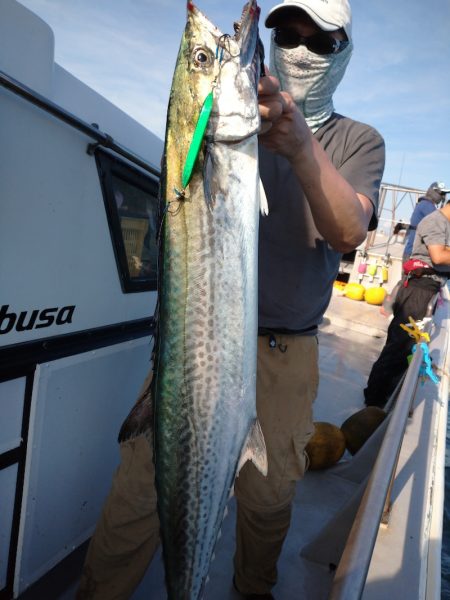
top-left (232, 0), bottom-right (261, 48)
top-left (189, 0), bottom-right (260, 56)
top-left (186, 1), bottom-right (262, 142)
top-left (211, 1), bottom-right (262, 142)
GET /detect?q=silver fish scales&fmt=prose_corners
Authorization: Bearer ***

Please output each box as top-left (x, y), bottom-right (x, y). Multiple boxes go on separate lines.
top-left (154, 2), bottom-right (267, 598)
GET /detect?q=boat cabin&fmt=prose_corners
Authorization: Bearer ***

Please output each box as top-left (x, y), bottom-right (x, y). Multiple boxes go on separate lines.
top-left (0, 2), bottom-right (161, 597)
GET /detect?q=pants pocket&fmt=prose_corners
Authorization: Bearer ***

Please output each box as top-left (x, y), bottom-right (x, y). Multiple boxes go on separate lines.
top-left (285, 426), bottom-right (315, 481)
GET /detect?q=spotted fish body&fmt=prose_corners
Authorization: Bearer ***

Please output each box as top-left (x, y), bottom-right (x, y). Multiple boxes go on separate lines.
top-left (154, 2), bottom-right (266, 598)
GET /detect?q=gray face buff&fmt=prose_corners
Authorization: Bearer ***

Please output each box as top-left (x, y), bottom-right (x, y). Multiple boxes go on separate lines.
top-left (270, 32), bottom-right (353, 133)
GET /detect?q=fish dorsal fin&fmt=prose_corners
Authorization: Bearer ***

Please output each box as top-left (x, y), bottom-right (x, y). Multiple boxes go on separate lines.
top-left (259, 177), bottom-right (269, 216)
top-left (237, 419), bottom-right (268, 476)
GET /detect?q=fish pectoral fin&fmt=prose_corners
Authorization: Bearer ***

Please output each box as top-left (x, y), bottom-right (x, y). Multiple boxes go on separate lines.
top-left (259, 177), bottom-right (269, 216)
top-left (203, 146), bottom-right (215, 210)
top-left (117, 373), bottom-right (153, 443)
top-left (237, 419), bottom-right (268, 477)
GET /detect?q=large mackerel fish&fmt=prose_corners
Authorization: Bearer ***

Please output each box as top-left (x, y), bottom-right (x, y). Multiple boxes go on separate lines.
top-left (153, 1), bottom-right (267, 598)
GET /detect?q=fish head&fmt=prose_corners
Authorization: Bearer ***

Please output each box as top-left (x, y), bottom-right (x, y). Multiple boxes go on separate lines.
top-left (163, 2), bottom-right (262, 198)
top-left (183, 2), bottom-right (223, 105)
top-left (208, 1), bottom-right (262, 142)
top-left (163, 2), bottom-right (222, 197)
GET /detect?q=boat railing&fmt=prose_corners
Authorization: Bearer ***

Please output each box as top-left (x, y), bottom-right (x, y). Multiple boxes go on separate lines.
top-left (328, 294), bottom-right (439, 600)
top-left (362, 182), bottom-right (425, 256)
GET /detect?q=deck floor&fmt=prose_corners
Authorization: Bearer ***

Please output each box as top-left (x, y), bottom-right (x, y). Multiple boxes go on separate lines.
top-left (20, 293), bottom-right (391, 600)
top-left (131, 294), bottom-right (388, 599)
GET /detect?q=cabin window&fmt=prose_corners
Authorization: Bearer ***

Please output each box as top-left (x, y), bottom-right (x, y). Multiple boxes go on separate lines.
top-left (95, 150), bottom-right (160, 293)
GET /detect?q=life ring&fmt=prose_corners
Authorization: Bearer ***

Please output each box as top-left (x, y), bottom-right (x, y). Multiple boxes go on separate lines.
top-left (333, 280), bottom-right (347, 291)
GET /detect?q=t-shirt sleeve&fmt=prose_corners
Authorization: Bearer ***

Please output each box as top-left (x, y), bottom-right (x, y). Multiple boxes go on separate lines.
top-left (337, 125), bottom-right (386, 231)
top-left (413, 214), bottom-right (450, 273)
top-left (419, 216), bottom-right (447, 247)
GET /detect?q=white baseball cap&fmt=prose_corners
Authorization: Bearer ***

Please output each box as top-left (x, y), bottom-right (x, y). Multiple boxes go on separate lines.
top-left (265, 0), bottom-right (352, 40)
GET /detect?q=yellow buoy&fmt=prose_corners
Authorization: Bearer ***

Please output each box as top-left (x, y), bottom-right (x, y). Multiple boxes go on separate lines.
top-left (344, 283), bottom-right (365, 301)
top-left (333, 280), bottom-right (347, 291)
top-left (364, 286), bottom-right (387, 305)
top-left (305, 422), bottom-right (347, 470)
top-left (341, 407), bottom-right (386, 455)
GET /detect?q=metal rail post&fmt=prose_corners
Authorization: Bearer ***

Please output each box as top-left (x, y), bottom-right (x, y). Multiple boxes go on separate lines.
top-left (329, 315), bottom-right (433, 600)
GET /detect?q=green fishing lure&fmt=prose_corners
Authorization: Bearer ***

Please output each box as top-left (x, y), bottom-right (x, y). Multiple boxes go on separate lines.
top-left (181, 90), bottom-right (214, 190)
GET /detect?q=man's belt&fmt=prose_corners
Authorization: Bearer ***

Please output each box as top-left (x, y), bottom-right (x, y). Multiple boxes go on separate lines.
top-left (258, 325), bottom-right (317, 336)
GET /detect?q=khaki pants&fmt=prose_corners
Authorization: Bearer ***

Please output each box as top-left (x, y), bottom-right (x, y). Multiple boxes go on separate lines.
top-left (76, 435), bottom-right (159, 600)
top-left (234, 334), bottom-right (319, 595)
top-left (77, 334), bottom-right (318, 598)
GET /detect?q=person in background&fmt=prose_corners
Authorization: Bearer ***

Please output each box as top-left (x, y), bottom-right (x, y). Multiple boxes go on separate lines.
top-left (402, 181), bottom-right (450, 261)
top-left (391, 219), bottom-right (407, 244)
top-left (364, 201), bottom-right (450, 409)
top-left (77, 1), bottom-right (385, 599)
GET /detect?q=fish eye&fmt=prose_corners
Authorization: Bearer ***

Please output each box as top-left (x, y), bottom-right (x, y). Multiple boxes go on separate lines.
top-left (193, 47), bottom-right (212, 68)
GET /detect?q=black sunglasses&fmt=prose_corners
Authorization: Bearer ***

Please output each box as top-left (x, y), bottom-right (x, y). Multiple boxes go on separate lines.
top-left (274, 27), bottom-right (349, 55)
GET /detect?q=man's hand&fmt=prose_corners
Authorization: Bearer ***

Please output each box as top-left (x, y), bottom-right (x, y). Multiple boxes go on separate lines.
top-left (258, 69), bottom-right (311, 161)
top-left (258, 73), bottom-right (289, 131)
top-left (257, 68), bottom-right (374, 252)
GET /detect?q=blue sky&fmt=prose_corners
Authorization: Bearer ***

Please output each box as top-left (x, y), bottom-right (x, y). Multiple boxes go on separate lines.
top-left (19, 0), bottom-right (450, 218)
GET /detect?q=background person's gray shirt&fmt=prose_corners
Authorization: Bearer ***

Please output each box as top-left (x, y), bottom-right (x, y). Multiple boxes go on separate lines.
top-left (411, 210), bottom-right (450, 274)
top-left (258, 112), bottom-right (385, 332)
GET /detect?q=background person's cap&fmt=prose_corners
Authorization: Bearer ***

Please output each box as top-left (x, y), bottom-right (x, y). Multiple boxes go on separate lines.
top-left (265, 0), bottom-right (352, 40)
top-left (425, 181), bottom-right (450, 203)
top-left (431, 181), bottom-right (450, 194)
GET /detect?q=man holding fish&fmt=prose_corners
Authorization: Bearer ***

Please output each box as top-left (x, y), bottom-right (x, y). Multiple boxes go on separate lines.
top-left (234, 1), bottom-right (384, 598)
top-left (78, 1), bottom-right (385, 599)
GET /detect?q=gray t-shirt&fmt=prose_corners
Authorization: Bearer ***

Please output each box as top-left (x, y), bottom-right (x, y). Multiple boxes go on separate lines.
top-left (411, 210), bottom-right (450, 274)
top-left (258, 112), bottom-right (385, 331)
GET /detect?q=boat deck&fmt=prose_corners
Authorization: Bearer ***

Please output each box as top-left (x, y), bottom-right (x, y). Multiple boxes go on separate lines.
top-left (131, 294), bottom-right (389, 600)
top-left (20, 291), bottom-right (449, 600)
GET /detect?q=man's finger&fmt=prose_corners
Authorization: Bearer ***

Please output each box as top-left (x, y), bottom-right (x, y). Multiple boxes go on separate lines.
top-left (258, 74), bottom-right (280, 96)
top-left (279, 91), bottom-right (295, 114)
top-left (259, 99), bottom-right (284, 122)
